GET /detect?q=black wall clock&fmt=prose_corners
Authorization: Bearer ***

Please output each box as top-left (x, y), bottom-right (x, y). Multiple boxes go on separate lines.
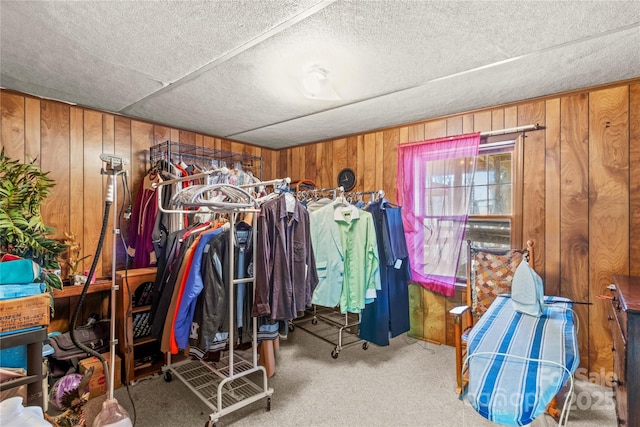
top-left (337, 168), bottom-right (357, 191)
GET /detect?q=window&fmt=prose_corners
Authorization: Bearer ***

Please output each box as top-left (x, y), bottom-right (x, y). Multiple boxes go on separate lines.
top-left (397, 133), bottom-right (481, 297)
top-left (456, 136), bottom-right (522, 280)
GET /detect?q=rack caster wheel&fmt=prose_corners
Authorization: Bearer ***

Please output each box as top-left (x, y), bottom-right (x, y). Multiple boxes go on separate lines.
top-left (288, 323), bottom-right (295, 332)
top-left (331, 349), bottom-right (339, 359)
top-left (205, 420), bottom-right (217, 427)
top-left (362, 342), bottom-right (369, 350)
top-left (311, 318), bottom-right (318, 325)
top-left (164, 371), bottom-right (172, 382)
top-left (267, 397), bottom-right (272, 411)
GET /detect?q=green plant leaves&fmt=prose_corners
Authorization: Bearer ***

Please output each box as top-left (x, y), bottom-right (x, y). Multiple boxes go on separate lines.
top-left (0, 148), bottom-right (67, 299)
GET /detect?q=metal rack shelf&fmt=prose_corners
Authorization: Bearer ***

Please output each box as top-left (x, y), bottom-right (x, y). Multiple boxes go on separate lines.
top-left (166, 353), bottom-right (271, 425)
top-left (291, 306), bottom-right (368, 359)
top-left (149, 140), bottom-right (262, 179)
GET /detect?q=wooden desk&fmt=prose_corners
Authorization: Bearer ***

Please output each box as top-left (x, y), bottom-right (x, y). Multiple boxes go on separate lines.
top-left (50, 280), bottom-right (113, 333)
top-left (610, 275), bottom-right (640, 427)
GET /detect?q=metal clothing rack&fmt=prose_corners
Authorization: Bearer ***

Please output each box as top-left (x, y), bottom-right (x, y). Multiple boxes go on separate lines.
top-left (290, 306), bottom-right (368, 359)
top-left (149, 140), bottom-right (263, 179)
top-left (152, 174), bottom-right (286, 427)
top-left (289, 187), bottom-right (384, 359)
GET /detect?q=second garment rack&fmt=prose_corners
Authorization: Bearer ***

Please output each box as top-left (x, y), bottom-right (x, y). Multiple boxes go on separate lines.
top-left (289, 188), bottom-right (385, 359)
top-left (153, 173), bottom-right (286, 427)
top-left (290, 307), bottom-right (368, 359)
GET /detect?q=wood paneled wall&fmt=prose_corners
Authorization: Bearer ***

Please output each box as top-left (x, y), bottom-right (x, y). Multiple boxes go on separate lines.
top-left (0, 91), bottom-right (278, 279)
top-left (277, 79), bottom-right (640, 376)
top-left (2, 78), bottom-right (639, 376)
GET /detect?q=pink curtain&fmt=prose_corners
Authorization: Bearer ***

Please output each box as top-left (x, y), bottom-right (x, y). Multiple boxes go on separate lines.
top-left (397, 133), bottom-right (480, 297)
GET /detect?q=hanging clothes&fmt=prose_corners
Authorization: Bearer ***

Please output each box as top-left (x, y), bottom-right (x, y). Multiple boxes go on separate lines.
top-left (234, 220), bottom-right (253, 345)
top-left (359, 199), bottom-right (411, 346)
top-left (149, 227), bottom-right (186, 327)
top-left (127, 172), bottom-right (163, 268)
top-left (253, 194), bottom-right (318, 320)
top-left (149, 223), bottom-right (207, 343)
top-left (172, 225), bottom-right (225, 351)
top-left (189, 230), bottom-right (230, 358)
top-left (310, 200), bottom-right (381, 313)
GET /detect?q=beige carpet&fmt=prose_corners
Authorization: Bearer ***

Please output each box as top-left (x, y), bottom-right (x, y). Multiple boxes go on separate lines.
top-left (83, 328), bottom-right (617, 427)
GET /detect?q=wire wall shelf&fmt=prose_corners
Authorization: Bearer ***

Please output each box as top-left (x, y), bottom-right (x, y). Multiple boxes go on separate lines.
top-left (149, 140), bottom-right (263, 179)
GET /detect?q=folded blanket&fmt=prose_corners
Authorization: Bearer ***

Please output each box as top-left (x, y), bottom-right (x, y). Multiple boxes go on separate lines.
top-left (0, 258), bottom-right (43, 285)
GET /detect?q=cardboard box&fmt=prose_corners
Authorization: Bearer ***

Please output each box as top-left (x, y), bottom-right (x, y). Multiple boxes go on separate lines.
top-left (78, 352), bottom-right (122, 399)
top-left (0, 293), bottom-right (49, 332)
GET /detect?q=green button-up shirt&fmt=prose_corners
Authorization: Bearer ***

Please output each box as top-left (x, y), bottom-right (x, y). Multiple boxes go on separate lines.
top-left (311, 202), bottom-right (380, 313)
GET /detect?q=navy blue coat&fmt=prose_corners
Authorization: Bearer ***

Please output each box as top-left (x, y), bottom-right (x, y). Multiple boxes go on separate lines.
top-left (359, 200), bottom-right (411, 346)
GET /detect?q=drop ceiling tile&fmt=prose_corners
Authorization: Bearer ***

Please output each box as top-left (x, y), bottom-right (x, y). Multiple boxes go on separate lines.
top-left (234, 25), bottom-right (640, 149)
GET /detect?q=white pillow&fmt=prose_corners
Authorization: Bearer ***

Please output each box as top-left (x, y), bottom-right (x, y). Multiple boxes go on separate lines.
top-left (511, 260), bottom-right (545, 317)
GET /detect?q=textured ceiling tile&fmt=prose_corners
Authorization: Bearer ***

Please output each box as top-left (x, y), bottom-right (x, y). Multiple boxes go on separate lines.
top-left (1, 0), bottom-right (639, 148)
top-left (234, 25), bottom-right (640, 148)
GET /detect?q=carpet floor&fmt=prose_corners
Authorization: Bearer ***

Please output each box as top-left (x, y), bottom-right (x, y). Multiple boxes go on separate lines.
top-left (84, 327), bottom-right (617, 427)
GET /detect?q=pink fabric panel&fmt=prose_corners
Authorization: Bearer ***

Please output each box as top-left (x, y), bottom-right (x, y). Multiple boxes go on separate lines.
top-left (397, 133), bottom-right (480, 297)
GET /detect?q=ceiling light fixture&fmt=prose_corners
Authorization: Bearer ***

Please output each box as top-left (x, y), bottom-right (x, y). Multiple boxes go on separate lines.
top-left (301, 66), bottom-right (341, 101)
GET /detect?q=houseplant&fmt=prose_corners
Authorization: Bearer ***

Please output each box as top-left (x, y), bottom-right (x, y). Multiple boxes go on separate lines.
top-left (62, 231), bottom-right (92, 285)
top-left (0, 148), bottom-right (67, 294)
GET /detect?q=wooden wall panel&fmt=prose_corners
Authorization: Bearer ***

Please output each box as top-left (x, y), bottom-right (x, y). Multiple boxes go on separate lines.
top-left (214, 137), bottom-right (223, 152)
top-left (399, 126), bottom-right (409, 144)
top-left (287, 148), bottom-right (293, 181)
top-left (588, 86), bottom-right (629, 374)
top-left (203, 135), bottom-right (215, 150)
top-left (82, 110), bottom-right (104, 278)
top-left (69, 107), bottom-right (85, 275)
top-left (362, 133), bottom-right (376, 191)
top-left (131, 121), bottom-right (153, 196)
top-left (114, 116), bottom-right (132, 270)
top-left (491, 109), bottom-right (504, 131)
top-left (421, 286), bottom-right (446, 344)
top-left (473, 110), bottom-right (491, 133)
top-left (504, 106), bottom-right (518, 129)
top-left (2, 79), bottom-right (639, 376)
top-left (444, 287), bottom-right (464, 347)
top-left (544, 98), bottom-right (561, 295)
top-left (291, 145), bottom-right (305, 181)
top-left (383, 129), bottom-right (399, 204)
top-left (630, 83), bottom-right (640, 275)
top-left (262, 147), bottom-right (274, 180)
top-left (40, 101), bottom-right (70, 243)
top-left (220, 139), bottom-right (230, 154)
top-left (304, 144), bottom-right (317, 181)
top-left (408, 122), bottom-right (424, 142)
top-left (462, 114), bottom-right (474, 134)
top-left (374, 132), bottom-right (384, 191)
top-left (408, 284), bottom-right (425, 340)
top-left (346, 135), bottom-right (358, 166)
top-left (277, 149), bottom-right (287, 181)
top-left (355, 136), bottom-right (365, 192)
top-left (332, 138), bottom-right (347, 187)
top-left (560, 93), bottom-right (590, 369)
top-left (179, 130), bottom-right (196, 146)
top-left (102, 114), bottom-right (115, 277)
top-left (316, 142), bottom-right (332, 189)
top-left (25, 97), bottom-right (41, 163)
top-left (1, 92), bottom-right (25, 161)
top-left (170, 128), bottom-right (179, 143)
top-left (425, 120), bottom-right (446, 139)
top-left (230, 141), bottom-right (244, 164)
top-left (446, 117), bottom-right (462, 136)
top-left (154, 125), bottom-right (170, 145)
top-left (519, 101), bottom-right (546, 268)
